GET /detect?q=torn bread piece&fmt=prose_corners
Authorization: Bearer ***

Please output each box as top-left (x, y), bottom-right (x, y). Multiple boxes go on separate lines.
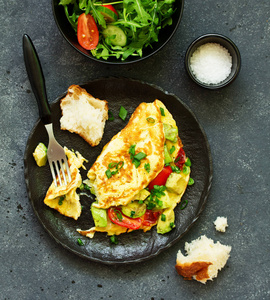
top-left (60, 85), bottom-right (108, 146)
top-left (175, 235), bottom-right (231, 284)
top-left (44, 147), bottom-right (87, 220)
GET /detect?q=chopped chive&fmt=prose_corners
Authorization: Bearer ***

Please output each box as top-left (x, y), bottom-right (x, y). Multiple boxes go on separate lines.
top-left (171, 165), bottom-right (181, 173)
top-left (159, 107), bottom-right (165, 116)
top-left (138, 200), bottom-right (144, 204)
top-left (170, 222), bottom-right (175, 229)
top-left (130, 211), bottom-right (135, 218)
top-left (134, 152), bottom-right (147, 161)
top-left (115, 210), bottom-right (123, 221)
top-left (185, 157), bottom-right (191, 167)
top-left (180, 199), bottom-right (188, 210)
top-left (161, 214), bottom-right (166, 221)
top-left (108, 110), bottom-right (114, 121)
top-left (133, 159), bottom-right (141, 168)
top-left (169, 145), bottom-right (175, 154)
top-left (129, 144), bottom-right (136, 156)
top-left (157, 200), bottom-right (163, 207)
top-left (119, 106), bottom-right (127, 121)
top-left (188, 178), bottom-right (195, 185)
top-left (79, 183), bottom-right (85, 191)
top-left (77, 238), bottom-right (84, 246)
top-left (58, 195), bottom-right (65, 206)
top-left (109, 162), bottom-right (118, 169)
top-left (110, 235), bottom-right (118, 245)
top-left (105, 169), bottom-right (112, 179)
top-left (183, 165), bottom-right (190, 175)
top-left (84, 184), bottom-right (90, 191)
top-left (146, 117), bottom-right (155, 123)
top-left (144, 163), bottom-right (150, 173)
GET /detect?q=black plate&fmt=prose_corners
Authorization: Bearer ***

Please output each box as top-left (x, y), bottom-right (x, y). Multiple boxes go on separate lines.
top-left (24, 78), bottom-right (212, 264)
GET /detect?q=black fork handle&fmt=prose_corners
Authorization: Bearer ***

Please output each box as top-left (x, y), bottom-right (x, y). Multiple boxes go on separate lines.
top-left (23, 34), bottom-right (52, 124)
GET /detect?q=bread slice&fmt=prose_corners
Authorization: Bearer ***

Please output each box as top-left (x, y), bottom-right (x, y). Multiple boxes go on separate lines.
top-left (60, 85), bottom-right (108, 146)
top-left (175, 235), bottom-right (231, 284)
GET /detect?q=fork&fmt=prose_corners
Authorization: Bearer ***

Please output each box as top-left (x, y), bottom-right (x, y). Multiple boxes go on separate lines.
top-left (23, 34), bottom-right (71, 187)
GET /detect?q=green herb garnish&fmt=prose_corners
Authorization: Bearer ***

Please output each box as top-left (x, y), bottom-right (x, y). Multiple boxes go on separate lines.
top-left (185, 157), bottom-right (191, 167)
top-left (129, 144), bottom-right (147, 168)
top-left (160, 107), bottom-right (165, 116)
top-left (58, 195), bottom-right (65, 206)
top-left (144, 163), bottom-right (150, 173)
top-left (171, 165), bottom-right (181, 173)
top-left (182, 165), bottom-right (190, 175)
top-left (188, 178), bottom-right (195, 186)
top-left (169, 145), bottom-right (175, 154)
top-left (180, 199), bottom-right (188, 210)
top-left (77, 238), bottom-right (84, 246)
top-left (134, 152), bottom-right (147, 161)
top-left (110, 235), bottom-right (118, 245)
top-left (146, 117), bottom-right (155, 123)
top-left (108, 110), bottom-right (114, 121)
top-left (119, 106), bottom-right (127, 121)
top-left (161, 214), bottom-right (166, 221)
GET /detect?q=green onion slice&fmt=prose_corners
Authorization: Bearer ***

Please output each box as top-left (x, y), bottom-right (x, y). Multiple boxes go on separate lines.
top-left (161, 214), bottom-right (166, 221)
top-left (188, 178), bottom-right (194, 185)
top-left (159, 107), bottom-right (165, 116)
top-left (108, 110), bottom-right (114, 121)
top-left (180, 199), bottom-right (188, 210)
top-left (110, 235), bottom-right (118, 245)
top-left (169, 145), bottom-right (175, 154)
top-left (134, 152), bottom-right (147, 161)
top-left (185, 157), bottom-right (191, 167)
top-left (77, 238), bottom-right (84, 246)
top-left (146, 117), bottom-right (155, 123)
top-left (119, 106), bottom-right (127, 121)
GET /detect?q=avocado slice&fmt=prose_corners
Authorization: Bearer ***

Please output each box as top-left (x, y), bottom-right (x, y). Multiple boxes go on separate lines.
top-left (165, 172), bottom-right (189, 195)
top-left (121, 201), bottom-right (147, 218)
top-left (157, 208), bottom-right (175, 234)
top-left (33, 143), bottom-right (47, 167)
top-left (163, 123), bottom-right (178, 143)
top-left (164, 144), bottom-right (173, 164)
top-left (91, 202), bottom-right (107, 227)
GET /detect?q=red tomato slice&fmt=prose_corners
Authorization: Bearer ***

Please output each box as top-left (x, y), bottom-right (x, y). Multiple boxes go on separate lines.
top-left (77, 13), bottom-right (99, 50)
top-left (142, 210), bottom-right (161, 226)
top-left (102, 4), bottom-right (118, 16)
top-left (108, 207), bottom-right (142, 230)
top-left (174, 148), bottom-right (186, 170)
top-left (148, 166), bottom-right (172, 191)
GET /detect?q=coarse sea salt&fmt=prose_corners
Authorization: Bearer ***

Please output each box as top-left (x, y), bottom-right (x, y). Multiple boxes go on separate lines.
top-left (190, 43), bottom-right (232, 85)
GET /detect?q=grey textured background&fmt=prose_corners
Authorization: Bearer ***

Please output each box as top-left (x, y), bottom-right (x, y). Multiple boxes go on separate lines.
top-left (1, 0), bottom-right (269, 299)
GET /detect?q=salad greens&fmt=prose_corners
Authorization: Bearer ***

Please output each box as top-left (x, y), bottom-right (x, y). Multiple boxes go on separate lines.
top-left (59, 0), bottom-right (176, 61)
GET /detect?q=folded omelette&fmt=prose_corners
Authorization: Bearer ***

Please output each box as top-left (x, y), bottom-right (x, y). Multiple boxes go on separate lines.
top-left (44, 148), bottom-right (87, 220)
top-left (78, 100), bottom-right (191, 238)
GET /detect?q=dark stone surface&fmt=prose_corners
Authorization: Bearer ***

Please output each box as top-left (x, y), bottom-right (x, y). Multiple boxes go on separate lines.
top-left (1, 0), bottom-right (269, 299)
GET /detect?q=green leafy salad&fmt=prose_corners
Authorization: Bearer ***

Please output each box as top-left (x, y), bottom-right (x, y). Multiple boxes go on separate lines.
top-left (59, 0), bottom-right (176, 61)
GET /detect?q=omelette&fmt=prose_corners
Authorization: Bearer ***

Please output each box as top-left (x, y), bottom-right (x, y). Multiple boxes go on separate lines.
top-left (44, 147), bottom-right (87, 220)
top-left (78, 100), bottom-right (191, 238)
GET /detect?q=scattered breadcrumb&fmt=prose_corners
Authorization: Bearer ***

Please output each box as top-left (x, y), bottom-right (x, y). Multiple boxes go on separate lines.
top-left (214, 216), bottom-right (228, 232)
top-left (175, 235), bottom-right (231, 284)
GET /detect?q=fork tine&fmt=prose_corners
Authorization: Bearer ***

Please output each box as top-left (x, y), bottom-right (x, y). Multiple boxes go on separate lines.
top-left (54, 161), bottom-right (63, 186)
top-left (48, 160), bottom-right (58, 187)
top-left (63, 157), bottom-right (72, 183)
top-left (60, 160), bottom-right (67, 186)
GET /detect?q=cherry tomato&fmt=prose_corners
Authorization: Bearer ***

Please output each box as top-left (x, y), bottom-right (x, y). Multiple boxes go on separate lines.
top-left (108, 207), bottom-right (142, 230)
top-left (142, 210), bottom-right (161, 226)
top-left (174, 148), bottom-right (186, 170)
top-left (102, 4), bottom-right (118, 16)
top-left (148, 166), bottom-right (172, 191)
top-left (77, 13), bottom-right (99, 50)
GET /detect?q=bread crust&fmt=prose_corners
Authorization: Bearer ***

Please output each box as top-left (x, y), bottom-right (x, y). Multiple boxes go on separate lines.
top-left (60, 85), bottom-right (108, 146)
